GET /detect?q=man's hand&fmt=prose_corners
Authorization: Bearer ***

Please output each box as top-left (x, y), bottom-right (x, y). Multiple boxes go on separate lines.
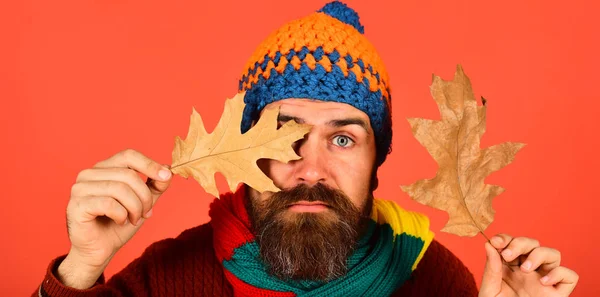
top-left (57, 149), bottom-right (173, 290)
top-left (479, 233), bottom-right (579, 297)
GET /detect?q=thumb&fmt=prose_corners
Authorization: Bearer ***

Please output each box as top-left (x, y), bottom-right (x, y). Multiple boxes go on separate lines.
top-left (147, 164), bottom-right (173, 202)
top-left (479, 242), bottom-right (503, 296)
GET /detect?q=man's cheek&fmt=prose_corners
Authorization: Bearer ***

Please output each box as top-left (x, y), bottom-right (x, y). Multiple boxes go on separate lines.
top-left (261, 160), bottom-right (293, 185)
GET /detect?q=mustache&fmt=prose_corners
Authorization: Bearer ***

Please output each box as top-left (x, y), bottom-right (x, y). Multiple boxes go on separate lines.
top-left (266, 183), bottom-right (355, 212)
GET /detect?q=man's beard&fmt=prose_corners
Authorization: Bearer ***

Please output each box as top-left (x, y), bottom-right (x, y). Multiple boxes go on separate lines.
top-left (247, 183), bottom-right (372, 281)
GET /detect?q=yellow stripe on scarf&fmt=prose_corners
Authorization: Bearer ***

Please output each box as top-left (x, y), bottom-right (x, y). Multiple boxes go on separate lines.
top-left (370, 199), bottom-right (435, 270)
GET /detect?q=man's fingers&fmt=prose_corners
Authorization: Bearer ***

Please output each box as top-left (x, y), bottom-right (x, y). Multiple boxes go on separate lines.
top-left (76, 196), bottom-right (129, 226)
top-left (147, 177), bottom-right (171, 204)
top-left (488, 233), bottom-right (578, 296)
top-left (541, 266), bottom-right (579, 295)
top-left (489, 233), bottom-right (513, 250)
top-left (519, 247), bottom-right (561, 273)
top-left (94, 149), bottom-right (172, 182)
top-left (76, 168), bottom-right (154, 218)
top-left (499, 236), bottom-right (540, 262)
top-left (90, 149), bottom-right (173, 216)
top-left (479, 242), bottom-right (503, 296)
top-left (71, 181), bottom-right (144, 225)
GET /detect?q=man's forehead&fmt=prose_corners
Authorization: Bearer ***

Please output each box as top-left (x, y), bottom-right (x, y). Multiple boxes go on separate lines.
top-left (262, 99), bottom-right (371, 124)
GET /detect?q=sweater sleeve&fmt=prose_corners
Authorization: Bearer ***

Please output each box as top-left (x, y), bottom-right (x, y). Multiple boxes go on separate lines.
top-left (31, 223), bottom-right (226, 297)
top-left (393, 239), bottom-right (479, 297)
top-left (32, 251), bottom-right (152, 297)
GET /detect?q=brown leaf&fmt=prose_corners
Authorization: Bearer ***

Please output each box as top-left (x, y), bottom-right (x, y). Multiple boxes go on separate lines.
top-left (171, 92), bottom-right (312, 198)
top-left (400, 65), bottom-right (525, 237)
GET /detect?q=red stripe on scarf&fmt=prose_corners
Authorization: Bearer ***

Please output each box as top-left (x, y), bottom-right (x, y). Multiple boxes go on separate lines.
top-left (210, 186), bottom-right (297, 296)
top-left (209, 185), bottom-right (255, 261)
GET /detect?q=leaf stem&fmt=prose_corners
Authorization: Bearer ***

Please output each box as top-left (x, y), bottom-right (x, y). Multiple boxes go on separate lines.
top-left (479, 231), bottom-right (491, 242)
top-left (456, 122), bottom-right (514, 272)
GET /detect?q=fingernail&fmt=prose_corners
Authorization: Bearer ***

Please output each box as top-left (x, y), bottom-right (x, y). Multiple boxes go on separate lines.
top-left (135, 218), bottom-right (143, 226)
top-left (541, 276), bottom-right (549, 284)
top-left (491, 236), bottom-right (502, 245)
top-left (521, 261), bottom-right (532, 271)
top-left (158, 169), bottom-right (171, 180)
top-left (145, 209), bottom-right (153, 218)
top-left (502, 249), bottom-right (512, 258)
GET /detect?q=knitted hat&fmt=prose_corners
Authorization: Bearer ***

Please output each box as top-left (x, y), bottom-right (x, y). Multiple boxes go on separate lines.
top-left (239, 1), bottom-right (392, 166)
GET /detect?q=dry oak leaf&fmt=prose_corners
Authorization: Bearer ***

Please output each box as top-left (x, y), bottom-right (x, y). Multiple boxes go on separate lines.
top-left (171, 92), bottom-right (312, 198)
top-left (400, 65), bottom-right (526, 237)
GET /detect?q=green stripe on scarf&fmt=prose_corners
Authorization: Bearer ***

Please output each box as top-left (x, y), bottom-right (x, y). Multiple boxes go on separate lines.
top-left (223, 198), bottom-right (434, 296)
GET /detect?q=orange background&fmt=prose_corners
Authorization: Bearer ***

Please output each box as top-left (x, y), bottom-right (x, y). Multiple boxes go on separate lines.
top-left (1, 0), bottom-right (598, 296)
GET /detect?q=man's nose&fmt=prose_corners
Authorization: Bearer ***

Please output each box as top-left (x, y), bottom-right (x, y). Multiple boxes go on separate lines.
top-left (292, 135), bottom-right (329, 186)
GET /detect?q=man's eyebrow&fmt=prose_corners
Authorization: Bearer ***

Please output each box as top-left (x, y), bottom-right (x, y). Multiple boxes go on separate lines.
top-left (277, 114), bottom-right (305, 124)
top-left (327, 118), bottom-right (371, 135)
top-left (277, 114), bottom-right (370, 135)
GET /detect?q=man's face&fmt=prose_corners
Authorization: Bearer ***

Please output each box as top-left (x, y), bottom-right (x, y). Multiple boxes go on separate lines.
top-left (246, 98), bottom-right (378, 281)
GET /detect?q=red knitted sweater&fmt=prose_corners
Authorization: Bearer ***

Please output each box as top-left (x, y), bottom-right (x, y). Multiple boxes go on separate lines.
top-left (33, 223), bottom-right (478, 297)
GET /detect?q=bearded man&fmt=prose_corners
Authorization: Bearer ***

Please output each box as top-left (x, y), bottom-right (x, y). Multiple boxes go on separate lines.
top-left (33, 2), bottom-right (578, 296)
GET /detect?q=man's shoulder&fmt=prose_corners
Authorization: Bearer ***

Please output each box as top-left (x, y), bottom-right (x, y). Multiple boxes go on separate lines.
top-left (393, 239), bottom-right (478, 296)
top-left (119, 222), bottom-right (230, 294)
top-left (419, 239), bottom-right (472, 272)
top-left (175, 222), bottom-right (215, 244)
top-left (143, 222), bottom-right (215, 256)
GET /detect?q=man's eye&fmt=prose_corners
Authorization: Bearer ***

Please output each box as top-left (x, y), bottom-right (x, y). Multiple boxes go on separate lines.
top-left (332, 135), bottom-right (354, 148)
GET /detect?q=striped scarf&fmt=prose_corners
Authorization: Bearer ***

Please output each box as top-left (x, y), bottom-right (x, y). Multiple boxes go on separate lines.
top-left (209, 186), bottom-right (434, 297)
